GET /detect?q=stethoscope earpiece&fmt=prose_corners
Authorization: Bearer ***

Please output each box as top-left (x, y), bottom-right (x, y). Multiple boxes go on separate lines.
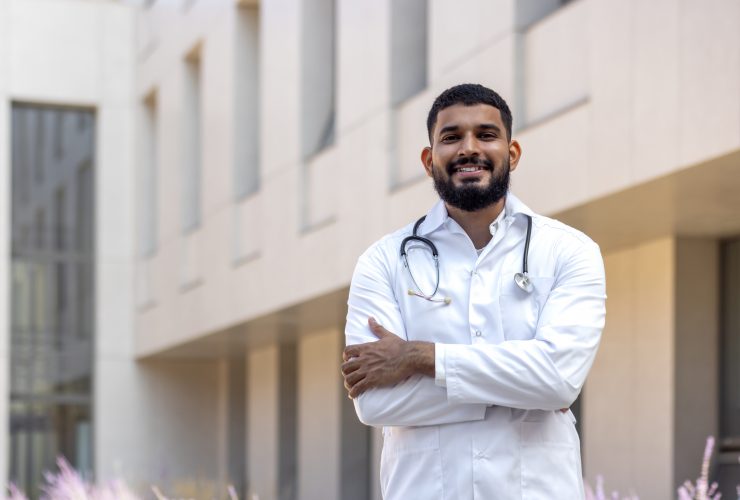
top-left (407, 288), bottom-right (452, 305)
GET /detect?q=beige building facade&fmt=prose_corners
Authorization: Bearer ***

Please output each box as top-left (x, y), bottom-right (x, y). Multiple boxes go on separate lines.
top-left (2, 0), bottom-right (740, 498)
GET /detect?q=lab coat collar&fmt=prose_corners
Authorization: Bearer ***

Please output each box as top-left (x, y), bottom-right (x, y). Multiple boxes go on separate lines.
top-left (418, 191), bottom-right (536, 236)
top-left (504, 192), bottom-right (536, 219)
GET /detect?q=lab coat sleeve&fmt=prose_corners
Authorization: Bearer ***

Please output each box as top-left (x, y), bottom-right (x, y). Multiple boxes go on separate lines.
top-left (443, 239), bottom-right (606, 410)
top-left (346, 242), bottom-right (488, 427)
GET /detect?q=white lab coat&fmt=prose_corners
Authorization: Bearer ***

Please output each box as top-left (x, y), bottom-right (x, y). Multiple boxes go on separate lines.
top-left (345, 193), bottom-right (606, 500)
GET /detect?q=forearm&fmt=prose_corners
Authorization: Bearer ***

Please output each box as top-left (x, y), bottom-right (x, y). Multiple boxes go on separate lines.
top-left (353, 374), bottom-right (487, 427)
top-left (346, 336), bottom-right (487, 427)
top-left (440, 328), bottom-right (600, 410)
top-left (437, 242), bottom-right (606, 409)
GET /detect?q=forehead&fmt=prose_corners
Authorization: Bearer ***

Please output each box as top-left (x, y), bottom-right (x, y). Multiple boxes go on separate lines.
top-left (434, 103), bottom-right (504, 134)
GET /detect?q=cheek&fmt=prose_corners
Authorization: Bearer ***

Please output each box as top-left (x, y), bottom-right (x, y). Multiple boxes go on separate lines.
top-left (432, 150), bottom-right (454, 168)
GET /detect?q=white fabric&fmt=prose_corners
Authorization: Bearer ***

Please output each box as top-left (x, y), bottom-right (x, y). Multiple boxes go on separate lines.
top-left (440, 207), bottom-right (507, 386)
top-left (345, 193), bottom-right (606, 500)
top-left (488, 205), bottom-right (506, 237)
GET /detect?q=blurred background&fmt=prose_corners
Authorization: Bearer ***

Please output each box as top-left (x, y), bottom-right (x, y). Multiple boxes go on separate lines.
top-left (1, 0), bottom-right (739, 498)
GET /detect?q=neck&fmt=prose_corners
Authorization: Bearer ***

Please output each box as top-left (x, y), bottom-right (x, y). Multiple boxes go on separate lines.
top-left (446, 198), bottom-right (506, 250)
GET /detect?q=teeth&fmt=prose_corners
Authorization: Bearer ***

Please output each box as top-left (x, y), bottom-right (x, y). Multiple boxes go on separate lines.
top-left (458, 167), bottom-right (481, 173)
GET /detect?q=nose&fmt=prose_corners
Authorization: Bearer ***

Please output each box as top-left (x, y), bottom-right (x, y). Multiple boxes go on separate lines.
top-left (458, 132), bottom-right (480, 158)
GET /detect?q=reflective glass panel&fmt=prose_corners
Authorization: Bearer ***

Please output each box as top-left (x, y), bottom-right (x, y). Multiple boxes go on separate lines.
top-left (9, 104), bottom-right (95, 497)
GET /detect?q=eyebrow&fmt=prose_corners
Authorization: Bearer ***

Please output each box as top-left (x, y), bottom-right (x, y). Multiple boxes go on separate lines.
top-left (437, 123), bottom-right (502, 136)
top-left (478, 123), bottom-right (502, 133)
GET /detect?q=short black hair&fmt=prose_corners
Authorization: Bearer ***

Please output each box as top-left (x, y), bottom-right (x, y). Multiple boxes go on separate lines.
top-left (426, 83), bottom-right (513, 143)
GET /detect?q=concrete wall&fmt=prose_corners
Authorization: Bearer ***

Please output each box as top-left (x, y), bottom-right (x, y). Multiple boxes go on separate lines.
top-left (0, 0), bottom-right (228, 493)
top-left (0, 0), bottom-right (139, 489)
top-left (247, 345), bottom-right (279, 500)
top-left (674, 239), bottom-right (720, 488)
top-left (244, 330), bottom-right (353, 500)
top-left (297, 330), bottom-right (341, 500)
top-left (516, 0), bottom-right (740, 216)
top-left (3, 0), bottom-right (738, 497)
top-left (135, 0), bottom-right (740, 358)
top-left (110, 360), bottom-right (225, 495)
top-left (585, 237), bottom-right (722, 497)
top-left (130, 1), bottom-right (740, 497)
top-left (585, 238), bottom-right (676, 499)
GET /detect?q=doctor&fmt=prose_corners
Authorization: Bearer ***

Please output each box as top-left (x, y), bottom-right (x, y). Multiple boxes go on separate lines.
top-left (342, 83), bottom-right (606, 499)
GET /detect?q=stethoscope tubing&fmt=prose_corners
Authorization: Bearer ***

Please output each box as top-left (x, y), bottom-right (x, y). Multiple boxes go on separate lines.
top-left (522, 213), bottom-right (531, 275)
top-left (400, 216), bottom-right (443, 300)
top-left (400, 213), bottom-right (534, 303)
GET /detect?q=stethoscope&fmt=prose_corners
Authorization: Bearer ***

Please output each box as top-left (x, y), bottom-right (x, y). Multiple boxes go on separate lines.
top-left (400, 214), bottom-right (533, 305)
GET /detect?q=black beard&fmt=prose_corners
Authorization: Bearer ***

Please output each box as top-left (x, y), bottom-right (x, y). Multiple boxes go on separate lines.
top-left (432, 156), bottom-right (510, 212)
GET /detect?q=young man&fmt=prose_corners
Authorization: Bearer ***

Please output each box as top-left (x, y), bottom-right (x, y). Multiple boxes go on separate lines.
top-left (342, 83), bottom-right (606, 499)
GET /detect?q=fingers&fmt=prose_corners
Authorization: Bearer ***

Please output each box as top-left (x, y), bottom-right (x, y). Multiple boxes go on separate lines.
top-left (343, 370), bottom-right (365, 390)
top-left (341, 358), bottom-right (363, 397)
top-left (343, 345), bottom-right (360, 361)
top-left (341, 358), bottom-right (361, 375)
top-left (343, 337), bottom-right (383, 361)
top-left (349, 378), bottom-right (370, 399)
top-left (342, 363), bottom-right (367, 399)
top-left (368, 317), bottom-right (390, 338)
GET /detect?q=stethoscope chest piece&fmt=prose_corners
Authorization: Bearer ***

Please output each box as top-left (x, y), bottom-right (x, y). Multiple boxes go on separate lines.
top-left (514, 272), bottom-right (533, 293)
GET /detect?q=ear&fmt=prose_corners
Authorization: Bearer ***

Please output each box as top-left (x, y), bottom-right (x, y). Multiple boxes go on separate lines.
top-left (421, 146), bottom-right (434, 178)
top-left (508, 139), bottom-right (522, 173)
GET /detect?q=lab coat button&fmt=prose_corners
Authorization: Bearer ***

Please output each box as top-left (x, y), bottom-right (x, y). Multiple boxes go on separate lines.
top-left (475, 330), bottom-right (482, 337)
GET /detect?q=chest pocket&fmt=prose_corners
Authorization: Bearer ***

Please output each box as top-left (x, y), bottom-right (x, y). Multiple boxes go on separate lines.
top-left (398, 261), bottom-right (467, 344)
top-left (499, 275), bottom-right (554, 340)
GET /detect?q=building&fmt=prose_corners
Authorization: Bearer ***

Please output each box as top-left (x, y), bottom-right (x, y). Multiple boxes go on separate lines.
top-left (1, 0), bottom-right (739, 498)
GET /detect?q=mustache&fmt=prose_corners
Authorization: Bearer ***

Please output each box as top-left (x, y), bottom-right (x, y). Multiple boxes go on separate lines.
top-left (446, 156), bottom-right (494, 174)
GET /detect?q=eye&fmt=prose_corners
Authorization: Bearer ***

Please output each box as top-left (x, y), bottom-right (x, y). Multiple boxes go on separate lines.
top-left (479, 132), bottom-right (497, 140)
top-left (440, 134), bottom-right (459, 143)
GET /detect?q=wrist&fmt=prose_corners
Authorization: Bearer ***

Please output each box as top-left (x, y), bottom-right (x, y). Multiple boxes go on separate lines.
top-left (405, 341), bottom-right (435, 378)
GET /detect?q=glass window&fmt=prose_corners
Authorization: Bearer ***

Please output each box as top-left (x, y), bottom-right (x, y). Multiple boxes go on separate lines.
top-left (9, 104), bottom-right (95, 494)
top-left (140, 93), bottom-right (158, 256)
top-left (234, 3), bottom-right (260, 200)
top-left (182, 49), bottom-right (202, 233)
top-left (390, 0), bottom-right (428, 106)
top-left (301, 0), bottom-right (336, 159)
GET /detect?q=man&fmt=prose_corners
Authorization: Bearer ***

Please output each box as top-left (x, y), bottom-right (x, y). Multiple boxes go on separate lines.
top-left (341, 83), bottom-right (606, 499)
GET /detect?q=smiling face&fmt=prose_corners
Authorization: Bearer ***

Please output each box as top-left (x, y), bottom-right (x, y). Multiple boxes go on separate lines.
top-left (421, 103), bottom-right (521, 212)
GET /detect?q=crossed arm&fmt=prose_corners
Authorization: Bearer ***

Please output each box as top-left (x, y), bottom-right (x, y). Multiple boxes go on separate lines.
top-left (342, 240), bottom-right (606, 427)
top-left (342, 317), bottom-right (435, 399)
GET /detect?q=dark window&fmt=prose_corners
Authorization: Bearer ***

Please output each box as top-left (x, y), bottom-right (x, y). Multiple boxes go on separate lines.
top-left (390, 0), bottom-right (428, 106)
top-left (182, 47), bottom-right (202, 232)
top-left (234, 3), bottom-right (261, 200)
top-left (301, 0), bottom-right (336, 158)
top-left (718, 239), bottom-right (740, 496)
top-left (9, 104), bottom-right (95, 496)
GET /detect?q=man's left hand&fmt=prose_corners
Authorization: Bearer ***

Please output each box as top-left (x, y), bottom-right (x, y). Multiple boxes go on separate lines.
top-left (341, 317), bottom-right (433, 399)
